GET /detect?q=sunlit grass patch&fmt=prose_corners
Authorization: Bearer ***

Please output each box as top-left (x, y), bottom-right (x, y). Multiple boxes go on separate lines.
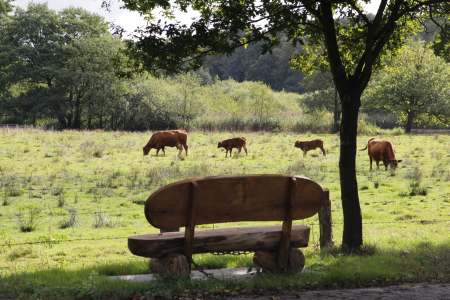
top-left (0, 129), bottom-right (449, 298)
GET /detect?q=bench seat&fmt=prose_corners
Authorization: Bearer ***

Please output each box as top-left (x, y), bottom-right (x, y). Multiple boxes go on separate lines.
top-left (129, 224), bottom-right (310, 258)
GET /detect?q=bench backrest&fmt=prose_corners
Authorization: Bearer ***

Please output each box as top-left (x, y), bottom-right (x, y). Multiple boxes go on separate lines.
top-left (145, 175), bottom-right (325, 229)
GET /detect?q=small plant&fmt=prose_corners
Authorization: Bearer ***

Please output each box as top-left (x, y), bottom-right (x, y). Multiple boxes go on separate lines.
top-left (128, 169), bottom-right (140, 188)
top-left (80, 141), bottom-right (105, 158)
top-left (1, 174), bottom-right (23, 197)
top-left (59, 208), bottom-right (78, 229)
top-left (92, 189), bottom-right (102, 203)
top-left (92, 210), bottom-right (118, 228)
top-left (51, 186), bottom-right (64, 196)
top-left (2, 188), bottom-right (10, 206)
top-left (57, 193), bottom-right (65, 208)
top-left (16, 205), bottom-right (42, 232)
top-left (431, 164), bottom-right (450, 181)
top-left (404, 167), bottom-right (427, 196)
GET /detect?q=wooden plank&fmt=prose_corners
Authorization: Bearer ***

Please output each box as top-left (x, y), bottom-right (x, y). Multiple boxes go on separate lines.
top-left (184, 181), bottom-right (198, 265)
top-left (145, 175), bottom-right (324, 229)
top-left (277, 177), bottom-right (297, 270)
top-left (128, 225), bottom-right (310, 258)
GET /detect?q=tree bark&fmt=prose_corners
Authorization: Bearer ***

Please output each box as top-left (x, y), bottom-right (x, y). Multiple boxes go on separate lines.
top-left (339, 92), bottom-right (363, 251)
top-left (73, 96), bottom-right (81, 129)
top-left (333, 86), bottom-right (340, 133)
top-left (405, 111), bottom-right (414, 133)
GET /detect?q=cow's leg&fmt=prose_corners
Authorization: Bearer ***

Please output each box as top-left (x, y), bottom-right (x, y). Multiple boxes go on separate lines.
top-left (320, 146), bottom-right (326, 156)
top-left (238, 147), bottom-right (242, 154)
top-left (376, 161), bottom-right (380, 169)
top-left (156, 148), bottom-right (160, 156)
top-left (225, 149), bottom-right (228, 158)
top-left (183, 144), bottom-right (188, 156)
top-left (229, 148), bottom-right (232, 157)
top-left (369, 157), bottom-right (373, 171)
top-left (162, 147), bottom-right (165, 156)
top-left (384, 161), bottom-right (388, 171)
top-left (244, 146), bottom-right (248, 155)
top-left (303, 150), bottom-right (307, 157)
top-left (176, 144), bottom-right (183, 157)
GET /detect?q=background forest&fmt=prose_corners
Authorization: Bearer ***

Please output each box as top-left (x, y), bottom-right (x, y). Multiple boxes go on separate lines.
top-left (0, 2), bottom-right (449, 132)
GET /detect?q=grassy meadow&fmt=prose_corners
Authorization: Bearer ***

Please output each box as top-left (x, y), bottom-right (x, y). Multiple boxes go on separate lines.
top-left (0, 128), bottom-right (449, 299)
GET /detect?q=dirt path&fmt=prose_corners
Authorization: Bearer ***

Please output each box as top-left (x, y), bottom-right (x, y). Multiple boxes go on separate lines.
top-left (228, 283), bottom-right (450, 300)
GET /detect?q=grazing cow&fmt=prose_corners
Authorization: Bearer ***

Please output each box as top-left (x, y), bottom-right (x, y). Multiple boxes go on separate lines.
top-left (360, 138), bottom-right (401, 170)
top-left (294, 139), bottom-right (326, 157)
top-left (143, 130), bottom-right (188, 157)
top-left (218, 137), bottom-right (248, 158)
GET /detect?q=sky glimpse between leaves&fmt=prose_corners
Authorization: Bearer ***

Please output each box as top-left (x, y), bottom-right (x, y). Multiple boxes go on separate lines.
top-left (14, 0), bottom-right (382, 37)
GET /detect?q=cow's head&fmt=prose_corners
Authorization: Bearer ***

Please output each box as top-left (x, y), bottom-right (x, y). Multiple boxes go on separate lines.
top-left (389, 159), bottom-right (402, 169)
top-left (143, 144), bottom-right (151, 156)
top-left (217, 142), bottom-right (223, 148)
top-left (294, 141), bottom-right (303, 149)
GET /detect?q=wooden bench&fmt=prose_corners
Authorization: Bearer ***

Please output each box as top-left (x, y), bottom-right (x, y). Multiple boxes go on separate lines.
top-left (128, 175), bottom-right (328, 276)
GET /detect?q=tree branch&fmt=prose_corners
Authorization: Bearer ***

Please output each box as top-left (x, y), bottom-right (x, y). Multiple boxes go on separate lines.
top-left (318, 2), bottom-right (348, 95)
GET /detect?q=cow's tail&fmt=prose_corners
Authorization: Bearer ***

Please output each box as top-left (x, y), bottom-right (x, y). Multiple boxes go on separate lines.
top-left (359, 138), bottom-right (375, 151)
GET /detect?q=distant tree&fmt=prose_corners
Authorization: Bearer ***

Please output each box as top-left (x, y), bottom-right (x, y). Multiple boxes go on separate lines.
top-left (248, 83), bottom-right (278, 127)
top-left (364, 40), bottom-right (450, 132)
top-left (0, 0), bottom-right (13, 113)
top-left (170, 73), bottom-right (203, 129)
top-left (204, 39), bottom-right (304, 92)
top-left (0, 0), bottom-right (11, 16)
top-left (299, 70), bottom-right (341, 132)
top-left (0, 4), bottom-right (132, 128)
top-left (118, 0), bottom-right (449, 250)
top-left (432, 23), bottom-right (449, 62)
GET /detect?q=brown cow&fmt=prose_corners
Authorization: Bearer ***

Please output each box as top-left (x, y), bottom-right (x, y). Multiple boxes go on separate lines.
top-left (143, 130), bottom-right (188, 157)
top-left (360, 138), bottom-right (402, 170)
top-left (294, 139), bottom-right (326, 157)
top-left (218, 137), bottom-right (248, 158)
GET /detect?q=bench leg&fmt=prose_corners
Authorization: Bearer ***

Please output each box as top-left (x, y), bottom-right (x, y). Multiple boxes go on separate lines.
top-left (150, 254), bottom-right (190, 277)
top-left (253, 248), bottom-right (305, 273)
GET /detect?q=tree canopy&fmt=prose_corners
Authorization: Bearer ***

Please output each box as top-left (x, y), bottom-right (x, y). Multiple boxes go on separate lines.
top-left (364, 40), bottom-right (450, 132)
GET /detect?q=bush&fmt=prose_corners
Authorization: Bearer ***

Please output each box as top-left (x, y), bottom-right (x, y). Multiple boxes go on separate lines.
top-left (404, 167), bottom-right (428, 196)
top-left (59, 208), bottom-right (78, 229)
top-left (292, 110), bottom-right (332, 133)
top-left (92, 211), bottom-right (118, 228)
top-left (357, 116), bottom-right (380, 135)
top-left (16, 205), bottom-right (42, 232)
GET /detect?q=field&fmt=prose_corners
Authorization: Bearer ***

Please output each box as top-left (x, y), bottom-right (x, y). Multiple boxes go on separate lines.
top-left (0, 129), bottom-right (449, 299)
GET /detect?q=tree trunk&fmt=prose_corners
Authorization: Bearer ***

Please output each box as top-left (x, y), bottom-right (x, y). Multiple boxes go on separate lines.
top-left (73, 97), bottom-right (81, 129)
top-left (339, 92), bottom-right (363, 251)
top-left (333, 86), bottom-right (340, 133)
top-left (405, 111), bottom-right (414, 133)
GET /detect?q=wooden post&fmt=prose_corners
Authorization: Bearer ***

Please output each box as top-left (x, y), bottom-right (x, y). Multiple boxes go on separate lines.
top-left (319, 189), bottom-right (333, 249)
top-left (184, 181), bottom-right (199, 269)
top-left (277, 177), bottom-right (296, 271)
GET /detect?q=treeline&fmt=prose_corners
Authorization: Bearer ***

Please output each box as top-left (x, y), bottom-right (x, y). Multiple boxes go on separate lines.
top-left (0, 3), bottom-right (307, 131)
top-left (203, 40), bottom-right (304, 93)
top-left (0, 2), bottom-right (448, 132)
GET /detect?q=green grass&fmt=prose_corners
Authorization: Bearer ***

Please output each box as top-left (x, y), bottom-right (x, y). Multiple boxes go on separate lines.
top-left (0, 129), bottom-right (449, 299)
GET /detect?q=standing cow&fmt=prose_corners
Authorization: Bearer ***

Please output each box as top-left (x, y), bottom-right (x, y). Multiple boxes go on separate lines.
top-left (294, 139), bottom-right (326, 157)
top-left (360, 138), bottom-right (401, 170)
top-left (143, 130), bottom-right (188, 157)
top-left (218, 137), bottom-right (248, 157)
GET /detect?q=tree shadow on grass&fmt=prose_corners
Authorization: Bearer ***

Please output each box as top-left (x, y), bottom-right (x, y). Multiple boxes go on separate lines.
top-left (1, 241), bottom-right (449, 300)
